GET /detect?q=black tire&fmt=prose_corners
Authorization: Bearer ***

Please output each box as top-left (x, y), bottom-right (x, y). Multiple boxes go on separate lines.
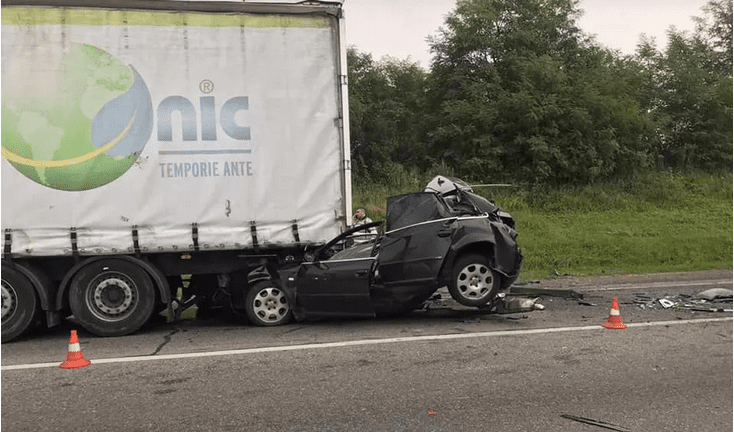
top-left (1, 263), bottom-right (39, 343)
top-left (448, 253), bottom-right (500, 307)
top-left (69, 259), bottom-right (156, 337)
top-left (245, 281), bottom-right (292, 326)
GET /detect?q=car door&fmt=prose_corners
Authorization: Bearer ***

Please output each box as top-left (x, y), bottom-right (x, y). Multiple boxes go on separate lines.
top-left (377, 217), bottom-right (456, 287)
top-left (296, 257), bottom-right (376, 318)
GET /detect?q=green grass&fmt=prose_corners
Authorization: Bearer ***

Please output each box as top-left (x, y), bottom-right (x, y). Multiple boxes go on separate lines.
top-left (353, 170), bottom-right (733, 281)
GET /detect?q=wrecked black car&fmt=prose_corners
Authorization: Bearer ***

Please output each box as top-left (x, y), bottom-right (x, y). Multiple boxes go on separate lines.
top-left (244, 176), bottom-right (524, 326)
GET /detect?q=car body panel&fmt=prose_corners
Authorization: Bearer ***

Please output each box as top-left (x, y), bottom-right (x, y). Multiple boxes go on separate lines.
top-left (378, 218), bottom-right (455, 287)
top-left (444, 216), bottom-right (519, 276)
top-left (274, 176), bottom-right (524, 321)
top-left (294, 257), bottom-right (376, 318)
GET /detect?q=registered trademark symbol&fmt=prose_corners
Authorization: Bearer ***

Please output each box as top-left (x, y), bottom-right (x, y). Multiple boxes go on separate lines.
top-left (200, 79), bottom-right (214, 94)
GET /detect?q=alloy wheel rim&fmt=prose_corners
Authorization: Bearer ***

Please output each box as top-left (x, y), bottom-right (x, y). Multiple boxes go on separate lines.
top-left (457, 263), bottom-right (493, 300)
top-left (253, 287), bottom-right (289, 323)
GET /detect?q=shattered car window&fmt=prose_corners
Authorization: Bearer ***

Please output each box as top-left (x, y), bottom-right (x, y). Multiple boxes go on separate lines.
top-left (457, 190), bottom-right (499, 215)
top-left (386, 193), bottom-right (454, 231)
top-left (328, 241), bottom-right (374, 261)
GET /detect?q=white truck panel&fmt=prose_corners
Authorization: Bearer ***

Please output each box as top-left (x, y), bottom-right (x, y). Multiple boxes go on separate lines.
top-left (1, 3), bottom-right (349, 257)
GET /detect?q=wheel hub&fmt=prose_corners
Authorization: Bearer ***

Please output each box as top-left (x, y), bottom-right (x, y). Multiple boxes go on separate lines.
top-left (1, 280), bottom-right (17, 323)
top-left (458, 263), bottom-right (492, 299)
top-left (253, 288), bottom-right (288, 322)
top-left (88, 275), bottom-right (136, 320)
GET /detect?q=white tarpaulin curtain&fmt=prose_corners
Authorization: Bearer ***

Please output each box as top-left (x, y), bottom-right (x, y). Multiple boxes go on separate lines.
top-left (1, 6), bottom-right (347, 256)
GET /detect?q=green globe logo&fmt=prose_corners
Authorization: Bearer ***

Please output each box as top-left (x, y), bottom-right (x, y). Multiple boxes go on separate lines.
top-left (1, 43), bottom-right (153, 191)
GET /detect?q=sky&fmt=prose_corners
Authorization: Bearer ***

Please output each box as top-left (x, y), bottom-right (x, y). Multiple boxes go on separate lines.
top-left (343, 0), bottom-right (711, 68)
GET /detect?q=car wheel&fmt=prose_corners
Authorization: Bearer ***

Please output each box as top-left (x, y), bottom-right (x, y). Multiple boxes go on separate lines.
top-left (449, 253), bottom-right (500, 307)
top-left (245, 281), bottom-right (292, 326)
top-left (69, 259), bottom-right (156, 337)
top-left (1, 263), bottom-right (39, 343)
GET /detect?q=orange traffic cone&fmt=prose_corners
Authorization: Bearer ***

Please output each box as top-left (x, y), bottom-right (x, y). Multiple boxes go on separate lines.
top-left (603, 297), bottom-right (627, 330)
top-left (60, 330), bottom-right (91, 369)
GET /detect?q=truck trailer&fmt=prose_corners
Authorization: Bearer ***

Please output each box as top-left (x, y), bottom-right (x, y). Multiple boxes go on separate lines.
top-left (1, 0), bottom-right (352, 342)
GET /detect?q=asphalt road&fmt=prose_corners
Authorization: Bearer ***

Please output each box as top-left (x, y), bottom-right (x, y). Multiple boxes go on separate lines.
top-left (2, 270), bottom-right (732, 431)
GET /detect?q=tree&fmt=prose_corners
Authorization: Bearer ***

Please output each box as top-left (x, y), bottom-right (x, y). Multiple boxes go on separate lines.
top-left (695, 0), bottom-right (733, 73)
top-left (657, 29), bottom-right (731, 169)
top-left (635, 0), bottom-right (733, 170)
top-left (347, 48), bottom-right (430, 180)
top-left (347, 0), bottom-right (731, 185)
top-left (427, 0), bottom-right (654, 185)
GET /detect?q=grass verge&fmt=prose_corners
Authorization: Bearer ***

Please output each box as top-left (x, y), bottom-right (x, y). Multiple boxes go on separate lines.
top-left (352, 170), bottom-right (732, 281)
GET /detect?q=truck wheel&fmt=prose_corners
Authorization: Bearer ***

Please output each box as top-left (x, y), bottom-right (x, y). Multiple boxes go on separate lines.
top-left (1, 264), bottom-right (39, 343)
top-left (69, 259), bottom-right (155, 337)
top-left (245, 281), bottom-right (292, 326)
top-left (449, 253), bottom-right (500, 307)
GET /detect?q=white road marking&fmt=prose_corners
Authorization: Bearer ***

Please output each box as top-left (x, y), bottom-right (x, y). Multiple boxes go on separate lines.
top-left (578, 279), bottom-right (732, 292)
top-left (2, 317), bottom-right (731, 371)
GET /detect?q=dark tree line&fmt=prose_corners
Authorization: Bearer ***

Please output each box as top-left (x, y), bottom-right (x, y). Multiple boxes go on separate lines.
top-left (347, 0), bottom-right (732, 186)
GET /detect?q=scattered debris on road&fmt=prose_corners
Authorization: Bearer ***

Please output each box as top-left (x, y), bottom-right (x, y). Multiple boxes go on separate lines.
top-left (631, 288), bottom-right (733, 313)
top-left (696, 288), bottom-right (733, 301)
top-left (417, 282), bottom-right (732, 319)
top-left (421, 289), bottom-right (546, 316)
top-left (659, 299), bottom-right (675, 308)
top-left (577, 299), bottom-right (597, 306)
top-left (560, 414), bottom-right (631, 431)
top-left (494, 296), bottom-right (545, 314)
